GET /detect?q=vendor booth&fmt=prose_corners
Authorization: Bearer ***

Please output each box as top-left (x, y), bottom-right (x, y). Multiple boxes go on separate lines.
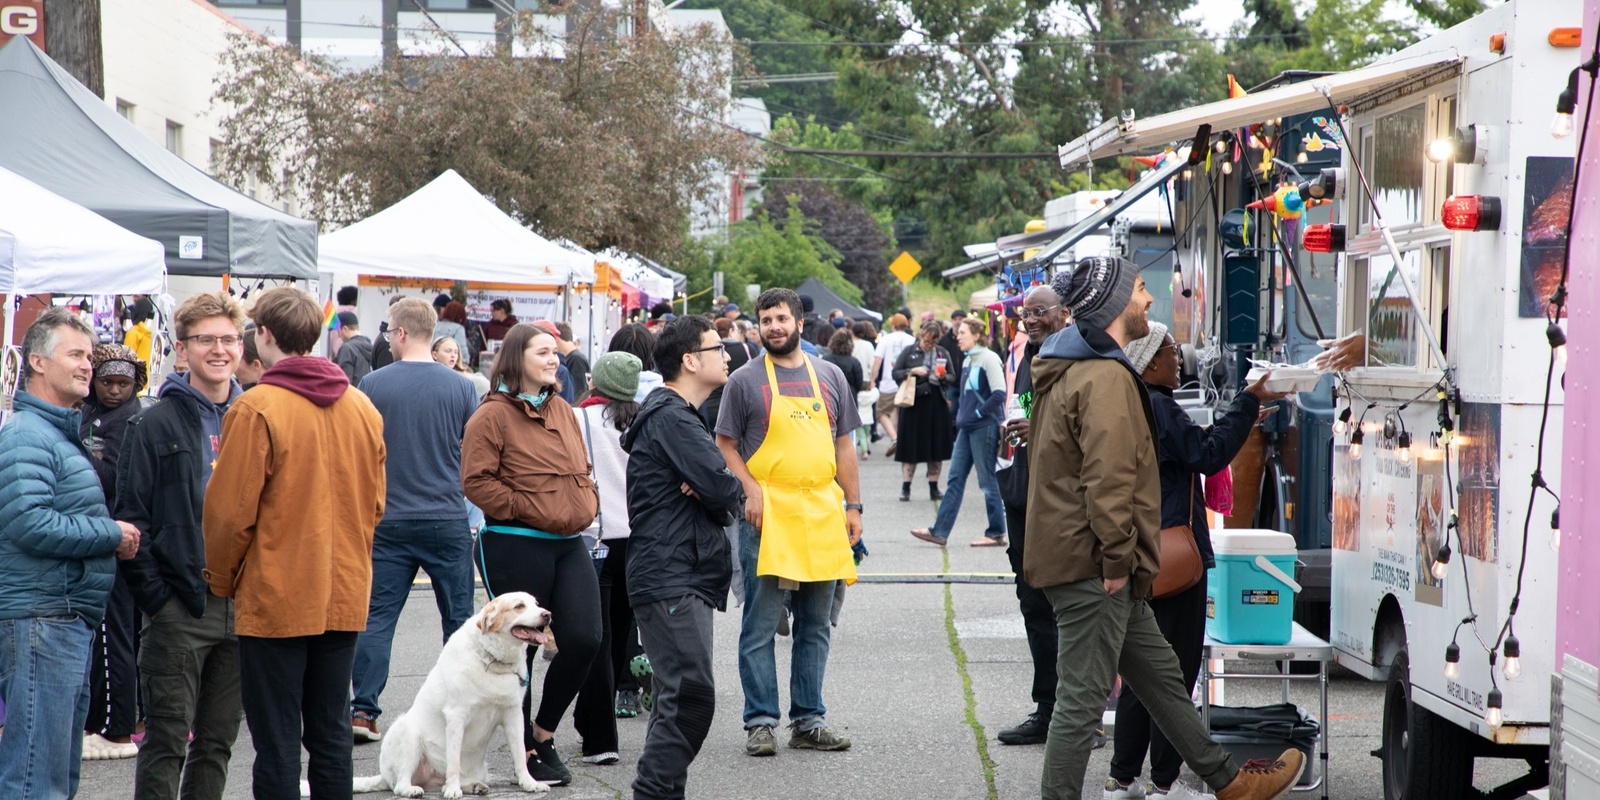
top-left (0, 167), bottom-right (167, 424)
top-left (0, 37), bottom-right (317, 281)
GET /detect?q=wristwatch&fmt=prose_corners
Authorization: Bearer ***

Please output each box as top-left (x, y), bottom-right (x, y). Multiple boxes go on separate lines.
top-left (844, 502), bottom-right (864, 513)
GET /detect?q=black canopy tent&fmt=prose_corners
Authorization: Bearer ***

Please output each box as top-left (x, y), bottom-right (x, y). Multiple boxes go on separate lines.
top-left (795, 276), bottom-right (882, 324)
top-left (0, 37), bottom-right (317, 280)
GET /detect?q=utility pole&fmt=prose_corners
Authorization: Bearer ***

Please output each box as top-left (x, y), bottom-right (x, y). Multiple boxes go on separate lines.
top-left (43, 0), bottom-right (102, 97)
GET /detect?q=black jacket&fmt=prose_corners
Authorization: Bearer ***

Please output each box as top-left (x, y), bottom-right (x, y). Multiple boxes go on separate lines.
top-left (1147, 384), bottom-right (1260, 568)
top-left (621, 387), bottom-right (744, 611)
top-left (822, 353), bottom-right (863, 395)
top-left (79, 397), bottom-right (140, 507)
top-left (893, 344), bottom-right (952, 396)
top-left (116, 379), bottom-right (241, 618)
top-left (938, 329), bottom-right (965, 389)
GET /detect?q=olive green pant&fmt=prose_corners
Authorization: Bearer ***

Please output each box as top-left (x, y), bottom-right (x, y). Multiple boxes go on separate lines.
top-left (1040, 578), bottom-right (1239, 799)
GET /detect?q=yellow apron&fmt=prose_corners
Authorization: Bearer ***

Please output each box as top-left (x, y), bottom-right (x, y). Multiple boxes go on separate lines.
top-left (747, 356), bottom-right (857, 585)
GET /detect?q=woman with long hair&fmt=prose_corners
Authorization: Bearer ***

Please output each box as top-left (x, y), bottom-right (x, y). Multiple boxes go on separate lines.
top-left (570, 352), bottom-right (645, 762)
top-left (432, 336), bottom-right (490, 399)
top-left (462, 323), bottom-right (600, 786)
top-left (435, 300), bottom-right (473, 366)
top-left (890, 321), bottom-right (954, 501)
top-left (823, 329), bottom-right (868, 459)
top-left (607, 324), bottom-right (663, 403)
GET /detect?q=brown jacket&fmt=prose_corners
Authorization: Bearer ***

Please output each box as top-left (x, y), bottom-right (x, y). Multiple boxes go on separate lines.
top-left (1022, 325), bottom-right (1162, 597)
top-left (462, 391), bottom-right (598, 536)
top-left (203, 357), bottom-right (387, 638)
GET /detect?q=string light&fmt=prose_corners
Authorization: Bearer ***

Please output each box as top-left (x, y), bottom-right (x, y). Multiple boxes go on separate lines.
top-left (1548, 321), bottom-right (1568, 368)
top-left (1502, 635), bottom-right (1522, 681)
top-left (1332, 405), bottom-right (1352, 435)
top-left (1396, 430), bottom-right (1413, 463)
top-left (1443, 641), bottom-right (1461, 680)
top-left (1432, 541), bottom-right (1451, 580)
top-left (1348, 428), bottom-right (1364, 460)
top-left (1485, 687), bottom-right (1504, 731)
top-left (1551, 507), bottom-right (1562, 551)
top-left (1221, 160), bottom-right (1233, 175)
top-left (1215, 138), bottom-right (1228, 154)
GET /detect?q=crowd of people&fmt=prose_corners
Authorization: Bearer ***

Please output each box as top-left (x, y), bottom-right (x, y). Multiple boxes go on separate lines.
top-left (0, 267), bottom-right (1307, 800)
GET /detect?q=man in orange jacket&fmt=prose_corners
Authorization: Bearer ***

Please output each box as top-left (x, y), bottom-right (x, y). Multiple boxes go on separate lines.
top-left (204, 287), bottom-right (386, 800)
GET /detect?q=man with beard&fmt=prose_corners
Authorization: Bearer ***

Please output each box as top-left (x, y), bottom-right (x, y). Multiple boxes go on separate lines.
top-left (993, 286), bottom-right (1067, 748)
top-left (1025, 258), bottom-right (1303, 800)
top-left (715, 289), bottom-right (863, 758)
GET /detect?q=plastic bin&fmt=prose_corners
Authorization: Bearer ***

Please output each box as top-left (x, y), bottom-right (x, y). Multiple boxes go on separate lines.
top-left (1207, 703), bottom-right (1319, 787)
top-left (1207, 529), bottom-right (1299, 645)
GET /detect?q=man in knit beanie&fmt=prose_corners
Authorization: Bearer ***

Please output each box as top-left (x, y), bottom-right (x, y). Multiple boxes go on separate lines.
top-left (1022, 257), bottom-right (1304, 800)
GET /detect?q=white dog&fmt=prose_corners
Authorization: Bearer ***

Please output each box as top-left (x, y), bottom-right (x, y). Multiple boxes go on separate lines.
top-left (353, 592), bottom-right (553, 798)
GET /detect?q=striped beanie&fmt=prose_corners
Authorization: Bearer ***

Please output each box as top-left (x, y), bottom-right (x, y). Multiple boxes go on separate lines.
top-left (1053, 256), bottom-right (1138, 332)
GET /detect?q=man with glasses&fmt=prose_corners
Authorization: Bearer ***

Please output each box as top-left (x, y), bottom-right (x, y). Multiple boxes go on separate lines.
top-left (118, 292), bottom-right (250, 800)
top-left (348, 297), bottom-right (478, 743)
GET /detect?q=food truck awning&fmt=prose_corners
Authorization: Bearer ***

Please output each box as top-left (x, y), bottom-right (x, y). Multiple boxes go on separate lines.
top-left (1057, 51), bottom-right (1462, 167)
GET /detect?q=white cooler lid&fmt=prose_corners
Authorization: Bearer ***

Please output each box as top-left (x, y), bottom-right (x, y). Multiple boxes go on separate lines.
top-left (1211, 529), bottom-right (1298, 556)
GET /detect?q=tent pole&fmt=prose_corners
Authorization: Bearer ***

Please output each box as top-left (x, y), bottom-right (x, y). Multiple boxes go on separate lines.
top-left (587, 285), bottom-right (595, 362)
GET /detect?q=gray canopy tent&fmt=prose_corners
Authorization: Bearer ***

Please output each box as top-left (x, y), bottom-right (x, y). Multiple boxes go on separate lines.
top-left (0, 37), bottom-right (317, 279)
top-left (795, 277), bottom-right (882, 324)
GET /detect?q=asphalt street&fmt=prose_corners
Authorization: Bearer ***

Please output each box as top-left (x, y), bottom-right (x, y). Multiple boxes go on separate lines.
top-left (76, 453), bottom-right (1537, 799)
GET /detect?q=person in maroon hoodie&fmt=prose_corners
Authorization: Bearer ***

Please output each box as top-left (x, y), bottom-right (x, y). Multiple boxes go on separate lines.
top-left (204, 287), bottom-right (387, 800)
top-left (484, 298), bottom-right (520, 342)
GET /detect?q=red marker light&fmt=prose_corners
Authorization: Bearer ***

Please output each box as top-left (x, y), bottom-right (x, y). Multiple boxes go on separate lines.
top-left (1440, 195), bottom-right (1502, 231)
top-left (1301, 223), bottom-right (1346, 253)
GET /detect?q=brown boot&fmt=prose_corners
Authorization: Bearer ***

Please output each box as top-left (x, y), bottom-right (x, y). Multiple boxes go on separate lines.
top-left (1215, 748), bottom-right (1306, 800)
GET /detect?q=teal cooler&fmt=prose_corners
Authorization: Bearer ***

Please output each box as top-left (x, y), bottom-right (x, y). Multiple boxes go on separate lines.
top-left (1206, 530), bottom-right (1300, 645)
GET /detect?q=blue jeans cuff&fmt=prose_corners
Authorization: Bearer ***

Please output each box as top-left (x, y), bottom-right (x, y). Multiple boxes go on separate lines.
top-left (746, 716), bottom-right (780, 730)
top-left (791, 716), bottom-right (827, 732)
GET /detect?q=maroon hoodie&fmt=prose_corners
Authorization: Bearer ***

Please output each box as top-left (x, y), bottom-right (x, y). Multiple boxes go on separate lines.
top-left (258, 356), bottom-right (350, 408)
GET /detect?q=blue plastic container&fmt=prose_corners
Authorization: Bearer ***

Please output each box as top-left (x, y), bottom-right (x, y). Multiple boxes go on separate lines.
top-left (1206, 530), bottom-right (1299, 645)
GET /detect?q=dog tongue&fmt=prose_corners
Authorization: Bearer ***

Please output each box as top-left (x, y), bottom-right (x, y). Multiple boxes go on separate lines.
top-left (513, 626), bottom-right (548, 646)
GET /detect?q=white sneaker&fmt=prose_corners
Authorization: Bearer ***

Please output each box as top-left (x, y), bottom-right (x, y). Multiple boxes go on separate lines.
top-left (1104, 778), bottom-right (1147, 800)
top-left (581, 751), bottom-right (620, 765)
top-left (82, 733), bottom-right (138, 760)
top-left (1149, 783), bottom-right (1216, 800)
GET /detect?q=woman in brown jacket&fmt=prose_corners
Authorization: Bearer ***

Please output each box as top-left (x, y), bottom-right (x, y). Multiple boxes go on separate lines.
top-left (463, 323), bottom-right (601, 787)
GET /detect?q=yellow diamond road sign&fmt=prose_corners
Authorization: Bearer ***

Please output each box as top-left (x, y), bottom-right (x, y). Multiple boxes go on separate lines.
top-left (889, 251), bottom-right (922, 284)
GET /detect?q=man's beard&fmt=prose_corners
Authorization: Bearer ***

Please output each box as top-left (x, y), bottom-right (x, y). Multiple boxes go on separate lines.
top-left (1120, 304), bottom-right (1150, 340)
top-left (763, 327), bottom-right (800, 356)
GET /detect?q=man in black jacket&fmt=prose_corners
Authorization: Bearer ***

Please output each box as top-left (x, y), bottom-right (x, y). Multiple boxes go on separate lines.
top-left (995, 286), bottom-right (1067, 747)
top-left (117, 292), bottom-right (248, 800)
top-left (620, 315), bottom-right (742, 800)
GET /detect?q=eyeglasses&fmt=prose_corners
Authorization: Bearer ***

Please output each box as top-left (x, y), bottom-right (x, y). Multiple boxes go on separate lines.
top-left (182, 334), bottom-right (244, 348)
top-left (1020, 304), bottom-right (1061, 320)
top-left (691, 345), bottom-right (728, 357)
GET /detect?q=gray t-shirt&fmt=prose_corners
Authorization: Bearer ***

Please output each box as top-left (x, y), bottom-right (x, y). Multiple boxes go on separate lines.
top-left (358, 360), bottom-right (479, 520)
top-left (715, 354), bottom-right (862, 462)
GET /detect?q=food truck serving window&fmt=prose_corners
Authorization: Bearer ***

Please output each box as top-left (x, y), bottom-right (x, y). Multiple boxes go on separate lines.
top-left (1358, 104), bottom-right (1427, 229)
top-left (1349, 245), bottom-right (1450, 369)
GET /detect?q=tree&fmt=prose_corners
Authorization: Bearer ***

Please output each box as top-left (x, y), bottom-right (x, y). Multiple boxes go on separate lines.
top-left (762, 179), bottom-right (896, 312)
top-left (715, 205), bottom-right (859, 305)
top-left (210, 11), bottom-right (757, 261)
top-left (43, 0), bottom-right (102, 98)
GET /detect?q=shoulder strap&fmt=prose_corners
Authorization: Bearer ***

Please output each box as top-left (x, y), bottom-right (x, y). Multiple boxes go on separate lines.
top-left (581, 408), bottom-right (602, 538)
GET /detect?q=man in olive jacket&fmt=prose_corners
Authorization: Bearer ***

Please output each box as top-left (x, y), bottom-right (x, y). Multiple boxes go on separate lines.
top-left (1024, 257), bottom-right (1302, 800)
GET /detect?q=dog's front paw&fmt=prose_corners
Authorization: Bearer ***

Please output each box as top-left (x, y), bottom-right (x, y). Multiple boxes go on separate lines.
top-left (519, 776), bottom-right (551, 794)
top-left (442, 784), bottom-right (463, 800)
top-left (465, 781), bottom-right (490, 795)
top-left (394, 787), bottom-right (424, 799)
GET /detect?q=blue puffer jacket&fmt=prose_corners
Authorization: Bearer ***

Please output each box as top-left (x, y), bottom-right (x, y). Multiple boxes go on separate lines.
top-left (0, 392), bottom-right (123, 626)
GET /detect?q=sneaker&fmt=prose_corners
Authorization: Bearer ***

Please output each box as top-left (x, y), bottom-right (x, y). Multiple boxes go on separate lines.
top-left (788, 723), bottom-right (852, 751)
top-left (997, 711), bottom-right (1049, 745)
top-left (1104, 778), bottom-right (1147, 800)
top-left (581, 751), bottom-right (620, 765)
top-left (351, 713), bottom-right (382, 743)
top-left (1152, 784), bottom-right (1217, 800)
top-left (615, 688), bottom-right (641, 718)
top-left (82, 733), bottom-right (138, 760)
top-left (526, 737), bottom-right (572, 786)
top-left (1215, 749), bottom-right (1306, 800)
top-left (1093, 727), bottom-right (1108, 750)
top-left (745, 725), bottom-right (777, 757)
top-left (886, 440), bottom-right (897, 458)
top-left (630, 654), bottom-right (654, 712)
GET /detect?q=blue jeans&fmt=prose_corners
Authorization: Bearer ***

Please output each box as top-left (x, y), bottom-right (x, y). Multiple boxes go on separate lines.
top-left (0, 615), bottom-right (95, 800)
top-left (930, 424), bottom-right (1006, 540)
top-left (737, 521), bottom-right (836, 731)
top-left (351, 517), bottom-right (475, 718)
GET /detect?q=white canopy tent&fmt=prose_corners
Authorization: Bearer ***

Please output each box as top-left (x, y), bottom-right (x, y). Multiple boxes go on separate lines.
top-left (318, 170), bottom-right (588, 284)
top-left (0, 166), bottom-right (166, 297)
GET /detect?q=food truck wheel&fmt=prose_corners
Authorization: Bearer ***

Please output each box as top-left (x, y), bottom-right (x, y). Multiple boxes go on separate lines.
top-left (1382, 650), bottom-right (1472, 800)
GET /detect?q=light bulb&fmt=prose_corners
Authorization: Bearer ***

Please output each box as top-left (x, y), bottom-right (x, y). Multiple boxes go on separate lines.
top-left (1432, 542), bottom-right (1451, 580)
top-left (1553, 113), bottom-right (1574, 138)
top-left (1552, 508), bottom-right (1562, 551)
top-left (1348, 429), bottom-right (1365, 460)
top-left (1485, 688), bottom-right (1503, 731)
top-left (1249, 135), bottom-right (1262, 149)
top-left (1215, 139), bottom-right (1227, 153)
top-left (1397, 431), bottom-right (1413, 463)
top-left (1503, 636), bottom-right (1522, 681)
top-left (1297, 151), bottom-right (1309, 164)
top-left (1183, 169), bottom-right (1193, 181)
top-left (1444, 642), bottom-right (1460, 680)
top-left (1332, 407), bottom-right (1352, 435)
top-left (1221, 160), bottom-right (1233, 175)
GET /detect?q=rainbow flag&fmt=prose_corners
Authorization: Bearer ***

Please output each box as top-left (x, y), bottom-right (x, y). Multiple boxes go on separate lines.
top-left (323, 298), bottom-right (340, 330)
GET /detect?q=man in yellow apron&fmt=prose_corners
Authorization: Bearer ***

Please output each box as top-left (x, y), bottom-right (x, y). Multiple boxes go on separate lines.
top-left (714, 288), bottom-right (864, 759)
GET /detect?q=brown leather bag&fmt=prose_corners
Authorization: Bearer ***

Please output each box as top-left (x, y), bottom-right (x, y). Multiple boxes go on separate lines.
top-left (1152, 481), bottom-right (1204, 599)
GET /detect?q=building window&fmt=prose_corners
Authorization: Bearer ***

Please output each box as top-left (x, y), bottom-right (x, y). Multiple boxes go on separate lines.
top-left (115, 99), bottom-right (134, 122)
top-left (165, 121), bottom-right (183, 156)
top-left (411, 0), bottom-right (500, 9)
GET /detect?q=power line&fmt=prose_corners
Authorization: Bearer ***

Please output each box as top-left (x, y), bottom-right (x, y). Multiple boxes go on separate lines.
top-left (775, 146), bottom-right (1057, 160)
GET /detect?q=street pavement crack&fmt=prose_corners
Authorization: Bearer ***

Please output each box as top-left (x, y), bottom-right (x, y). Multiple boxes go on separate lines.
top-left (942, 548), bottom-right (1000, 800)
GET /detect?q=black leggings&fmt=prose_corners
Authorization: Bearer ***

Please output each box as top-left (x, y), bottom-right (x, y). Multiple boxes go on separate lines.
top-left (573, 536), bottom-right (638, 755)
top-left (476, 532), bottom-right (603, 744)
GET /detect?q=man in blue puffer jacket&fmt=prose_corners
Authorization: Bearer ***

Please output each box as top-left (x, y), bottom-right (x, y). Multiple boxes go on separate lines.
top-left (0, 308), bottom-right (142, 800)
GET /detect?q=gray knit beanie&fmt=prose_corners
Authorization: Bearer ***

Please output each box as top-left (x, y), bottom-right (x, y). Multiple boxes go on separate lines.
top-left (1054, 256), bottom-right (1139, 332)
top-left (1125, 322), bottom-right (1170, 374)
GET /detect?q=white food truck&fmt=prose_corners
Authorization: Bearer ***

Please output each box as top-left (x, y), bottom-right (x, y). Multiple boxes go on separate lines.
top-left (1042, 2), bottom-right (1585, 797)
